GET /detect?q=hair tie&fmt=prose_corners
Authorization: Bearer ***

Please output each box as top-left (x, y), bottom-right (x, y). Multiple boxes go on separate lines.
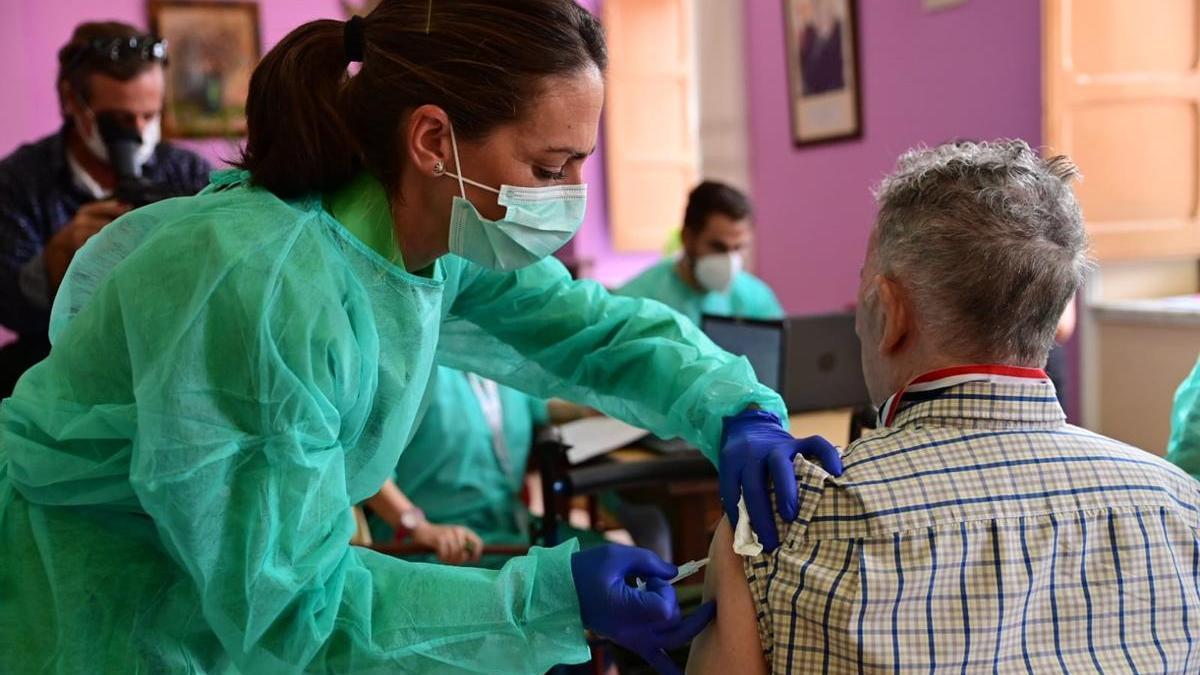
top-left (344, 16), bottom-right (365, 63)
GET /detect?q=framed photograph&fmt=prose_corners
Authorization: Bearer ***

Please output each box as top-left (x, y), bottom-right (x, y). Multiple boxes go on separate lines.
top-left (782, 0), bottom-right (862, 146)
top-left (149, 1), bottom-right (262, 138)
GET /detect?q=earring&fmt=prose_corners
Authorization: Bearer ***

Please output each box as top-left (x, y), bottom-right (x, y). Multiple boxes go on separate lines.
top-left (432, 160), bottom-right (445, 176)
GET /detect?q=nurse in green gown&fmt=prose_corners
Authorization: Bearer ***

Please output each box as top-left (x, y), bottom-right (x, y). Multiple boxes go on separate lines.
top-left (0, 3), bottom-right (837, 673)
top-left (364, 365), bottom-right (604, 566)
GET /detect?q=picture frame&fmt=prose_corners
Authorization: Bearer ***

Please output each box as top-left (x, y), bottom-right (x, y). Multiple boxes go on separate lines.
top-left (148, 1), bottom-right (262, 138)
top-left (782, 0), bottom-right (863, 146)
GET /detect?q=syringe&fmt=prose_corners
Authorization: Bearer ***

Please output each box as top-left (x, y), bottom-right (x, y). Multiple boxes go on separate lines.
top-left (635, 557), bottom-right (709, 590)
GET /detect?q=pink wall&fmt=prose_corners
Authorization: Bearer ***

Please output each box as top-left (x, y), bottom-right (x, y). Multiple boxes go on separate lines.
top-left (0, 0), bottom-right (345, 164)
top-left (746, 0), bottom-right (1042, 314)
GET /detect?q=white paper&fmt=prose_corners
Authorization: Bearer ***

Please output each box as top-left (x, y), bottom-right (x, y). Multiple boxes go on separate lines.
top-left (559, 416), bottom-right (648, 465)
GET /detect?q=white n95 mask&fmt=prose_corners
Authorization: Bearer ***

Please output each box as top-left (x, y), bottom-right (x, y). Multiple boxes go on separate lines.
top-left (440, 124), bottom-right (586, 271)
top-left (694, 251), bottom-right (744, 293)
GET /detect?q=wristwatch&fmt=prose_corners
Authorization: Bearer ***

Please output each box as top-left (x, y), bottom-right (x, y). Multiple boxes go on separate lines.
top-left (394, 507), bottom-right (426, 541)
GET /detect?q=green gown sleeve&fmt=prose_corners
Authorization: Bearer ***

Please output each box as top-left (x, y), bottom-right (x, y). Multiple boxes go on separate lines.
top-left (1166, 357), bottom-right (1200, 481)
top-left (110, 224), bottom-right (588, 672)
top-left (438, 256), bottom-right (787, 459)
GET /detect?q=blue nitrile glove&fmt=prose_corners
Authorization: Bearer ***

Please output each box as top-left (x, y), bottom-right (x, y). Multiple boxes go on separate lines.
top-left (719, 409), bottom-right (843, 553)
top-left (572, 544), bottom-right (717, 675)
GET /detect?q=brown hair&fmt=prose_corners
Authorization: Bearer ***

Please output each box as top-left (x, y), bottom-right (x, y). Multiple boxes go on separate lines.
top-left (683, 180), bottom-right (752, 233)
top-left (57, 21), bottom-right (163, 117)
top-left (238, 0), bottom-right (607, 198)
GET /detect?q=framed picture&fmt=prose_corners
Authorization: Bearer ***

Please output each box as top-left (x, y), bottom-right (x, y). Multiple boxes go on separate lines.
top-left (149, 1), bottom-right (261, 138)
top-left (782, 0), bottom-right (862, 146)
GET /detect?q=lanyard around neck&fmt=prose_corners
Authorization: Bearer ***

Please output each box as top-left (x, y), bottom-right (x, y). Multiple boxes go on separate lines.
top-left (877, 364), bottom-right (1051, 427)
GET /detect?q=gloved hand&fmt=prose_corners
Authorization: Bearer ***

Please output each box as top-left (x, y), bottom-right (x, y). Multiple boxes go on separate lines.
top-left (719, 409), bottom-right (843, 553)
top-left (572, 544), bottom-right (717, 674)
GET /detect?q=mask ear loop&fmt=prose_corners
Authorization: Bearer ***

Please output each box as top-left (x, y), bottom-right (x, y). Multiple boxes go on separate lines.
top-left (448, 123), bottom-right (467, 199)
top-left (442, 123), bottom-right (502, 196)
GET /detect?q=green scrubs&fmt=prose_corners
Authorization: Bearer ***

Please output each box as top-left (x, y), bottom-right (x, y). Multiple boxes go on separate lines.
top-left (369, 366), bottom-right (604, 564)
top-left (616, 258), bottom-right (784, 326)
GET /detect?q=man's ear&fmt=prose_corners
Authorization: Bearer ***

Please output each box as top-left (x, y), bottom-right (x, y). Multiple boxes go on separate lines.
top-left (680, 226), bottom-right (697, 259)
top-left (875, 275), bottom-right (912, 356)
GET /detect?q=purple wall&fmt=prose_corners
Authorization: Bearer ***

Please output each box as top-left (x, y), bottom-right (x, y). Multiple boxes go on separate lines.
top-left (0, 0), bottom-right (345, 164)
top-left (746, 0), bottom-right (1042, 314)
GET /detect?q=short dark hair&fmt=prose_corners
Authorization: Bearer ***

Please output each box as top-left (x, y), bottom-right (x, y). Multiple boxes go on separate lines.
top-left (683, 181), bottom-right (752, 233)
top-left (57, 22), bottom-right (163, 116)
top-left (238, 0), bottom-right (608, 198)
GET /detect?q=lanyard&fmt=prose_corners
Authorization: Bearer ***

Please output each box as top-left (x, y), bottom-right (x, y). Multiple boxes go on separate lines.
top-left (467, 373), bottom-right (514, 480)
top-left (877, 364), bottom-right (1051, 427)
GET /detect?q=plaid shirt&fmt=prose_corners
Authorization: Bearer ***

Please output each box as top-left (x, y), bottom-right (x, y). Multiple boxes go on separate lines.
top-left (747, 366), bottom-right (1200, 673)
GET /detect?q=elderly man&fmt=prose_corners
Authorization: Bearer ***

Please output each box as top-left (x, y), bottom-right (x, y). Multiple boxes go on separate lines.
top-left (688, 140), bottom-right (1200, 673)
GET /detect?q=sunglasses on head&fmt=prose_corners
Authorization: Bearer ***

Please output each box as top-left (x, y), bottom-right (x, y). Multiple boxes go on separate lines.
top-left (67, 35), bottom-right (168, 69)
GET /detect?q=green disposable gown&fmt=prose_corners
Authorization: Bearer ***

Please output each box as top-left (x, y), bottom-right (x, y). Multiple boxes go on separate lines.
top-left (0, 171), bottom-right (783, 673)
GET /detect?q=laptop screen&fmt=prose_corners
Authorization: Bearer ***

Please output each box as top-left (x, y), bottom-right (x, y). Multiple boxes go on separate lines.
top-left (783, 312), bottom-right (872, 412)
top-left (700, 316), bottom-right (785, 393)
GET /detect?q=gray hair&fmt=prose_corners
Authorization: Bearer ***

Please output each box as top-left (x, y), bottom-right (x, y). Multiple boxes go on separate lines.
top-left (870, 139), bottom-right (1090, 365)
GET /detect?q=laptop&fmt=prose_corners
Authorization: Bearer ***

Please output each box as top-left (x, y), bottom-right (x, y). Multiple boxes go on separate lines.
top-left (699, 315), bottom-right (786, 394)
top-left (782, 312), bottom-right (871, 413)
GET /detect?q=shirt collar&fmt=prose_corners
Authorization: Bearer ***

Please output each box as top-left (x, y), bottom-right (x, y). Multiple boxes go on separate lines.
top-left (878, 364), bottom-right (1059, 428)
top-left (66, 150), bottom-right (112, 201)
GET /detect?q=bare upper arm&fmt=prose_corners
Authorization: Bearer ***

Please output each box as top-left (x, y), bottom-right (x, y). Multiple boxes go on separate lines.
top-left (686, 517), bottom-right (768, 675)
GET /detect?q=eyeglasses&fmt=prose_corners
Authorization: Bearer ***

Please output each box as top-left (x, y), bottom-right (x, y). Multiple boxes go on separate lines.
top-left (65, 35), bottom-right (168, 70)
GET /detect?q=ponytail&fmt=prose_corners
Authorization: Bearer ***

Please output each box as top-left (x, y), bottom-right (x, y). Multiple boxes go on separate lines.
top-left (238, 1), bottom-right (607, 200)
top-left (236, 20), bottom-right (360, 198)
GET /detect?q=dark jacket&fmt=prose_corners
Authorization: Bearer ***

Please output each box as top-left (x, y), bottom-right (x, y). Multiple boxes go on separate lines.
top-left (0, 127), bottom-right (211, 391)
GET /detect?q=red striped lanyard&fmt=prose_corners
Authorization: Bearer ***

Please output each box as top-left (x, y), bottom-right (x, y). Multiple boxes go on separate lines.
top-left (877, 364), bottom-right (1051, 427)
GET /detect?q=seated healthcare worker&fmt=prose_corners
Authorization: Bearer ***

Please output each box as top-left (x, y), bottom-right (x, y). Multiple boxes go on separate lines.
top-left (617, 180), bottom-right (783, 326)
top-left (365, 366), bottom-right (604, 566)
top-left (0, 2), bottom-right (840, 673)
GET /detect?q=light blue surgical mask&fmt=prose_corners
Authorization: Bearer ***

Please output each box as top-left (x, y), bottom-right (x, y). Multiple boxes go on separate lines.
top-left (439, 124), bottom-right (587, 271)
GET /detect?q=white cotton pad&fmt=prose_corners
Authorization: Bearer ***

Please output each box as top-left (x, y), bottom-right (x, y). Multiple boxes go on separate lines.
top-left (732, 497), bottom-right (763, 556)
